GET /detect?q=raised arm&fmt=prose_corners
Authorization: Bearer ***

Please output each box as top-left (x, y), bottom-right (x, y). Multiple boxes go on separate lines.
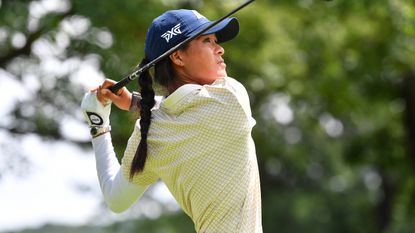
top-left (92, 133), bottom-right (148, 213)
top-left (81, 91), bottom-right (148, 213)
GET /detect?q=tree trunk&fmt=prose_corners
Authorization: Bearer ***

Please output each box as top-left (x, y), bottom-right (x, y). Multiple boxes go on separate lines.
top-left (403, 73), bottom-right (415, 169)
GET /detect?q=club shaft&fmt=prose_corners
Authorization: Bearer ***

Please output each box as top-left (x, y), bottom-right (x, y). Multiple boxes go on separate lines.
top-left (109, 0), bottom-right (254, 93)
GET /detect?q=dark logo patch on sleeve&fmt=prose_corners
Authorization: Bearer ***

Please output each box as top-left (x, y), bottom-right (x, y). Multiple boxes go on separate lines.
top-left (86, 112), bottom-right (103, 126)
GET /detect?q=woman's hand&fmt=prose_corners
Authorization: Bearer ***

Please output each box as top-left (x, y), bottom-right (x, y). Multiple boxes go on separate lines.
top-left (92, 79), bottom-right (132, 111)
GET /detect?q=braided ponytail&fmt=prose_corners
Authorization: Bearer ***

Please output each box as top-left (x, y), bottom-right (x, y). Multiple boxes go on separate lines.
top-left (129, 57), bottom-right (156, 179)
top-left (129, 46), bottom-right (189, 179)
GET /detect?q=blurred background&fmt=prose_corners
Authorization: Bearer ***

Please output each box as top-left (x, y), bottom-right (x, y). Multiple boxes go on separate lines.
top-left (1, 0), bottom-right (415, 232)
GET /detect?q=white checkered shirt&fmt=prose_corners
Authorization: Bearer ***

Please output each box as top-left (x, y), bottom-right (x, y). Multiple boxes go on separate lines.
top-left (122, 77), bottom-right (262, 233)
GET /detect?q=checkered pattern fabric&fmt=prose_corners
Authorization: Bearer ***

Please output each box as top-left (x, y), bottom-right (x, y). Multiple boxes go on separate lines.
top-left (121, 77), bottom-right (262, 233)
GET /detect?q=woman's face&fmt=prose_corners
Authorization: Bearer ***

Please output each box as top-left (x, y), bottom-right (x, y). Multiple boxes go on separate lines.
top-left (171, 34), bottom-right (227, 85)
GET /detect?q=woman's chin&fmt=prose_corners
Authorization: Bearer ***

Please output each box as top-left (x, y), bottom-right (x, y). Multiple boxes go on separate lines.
top-left (218, 70), bottom-right (227, 78)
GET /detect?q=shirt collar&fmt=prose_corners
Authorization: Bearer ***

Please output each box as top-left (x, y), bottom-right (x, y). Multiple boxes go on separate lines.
top-left (161, 83), bottom-right (202, 112)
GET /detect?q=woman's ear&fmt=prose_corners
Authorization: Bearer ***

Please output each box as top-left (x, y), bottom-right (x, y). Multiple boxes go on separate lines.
top-left (170, 51), bottom-right (184, 66)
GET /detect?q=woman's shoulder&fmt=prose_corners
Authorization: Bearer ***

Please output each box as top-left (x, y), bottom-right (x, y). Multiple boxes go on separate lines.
top-left (207, 77), bottom-right (251, 109)
top-left (205, 77), bottom-right (249, 103)
top-left (157, 77), bottom-right (251, 116)
top-left (209, 77), bottom-right (246, 92)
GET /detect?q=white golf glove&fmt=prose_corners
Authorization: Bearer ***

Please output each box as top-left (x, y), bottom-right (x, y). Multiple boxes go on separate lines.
top-left (81, 91), bottom-right (112, 137)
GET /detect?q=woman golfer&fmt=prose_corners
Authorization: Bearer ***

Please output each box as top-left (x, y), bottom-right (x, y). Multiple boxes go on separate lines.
top-left (81, 9), bottom-right (262, 233)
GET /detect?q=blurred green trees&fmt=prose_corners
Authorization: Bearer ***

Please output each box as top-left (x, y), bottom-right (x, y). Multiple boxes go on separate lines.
top-left (1, 0), bottom-right (414, 232)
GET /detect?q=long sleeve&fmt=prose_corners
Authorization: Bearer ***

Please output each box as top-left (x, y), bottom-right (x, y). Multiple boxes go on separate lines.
top-left (91, 133), bottom-right (148, 213)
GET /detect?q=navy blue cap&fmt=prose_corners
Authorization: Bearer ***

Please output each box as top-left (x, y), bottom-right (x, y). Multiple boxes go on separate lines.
top-left (144, 9), bottom-right (239, 61)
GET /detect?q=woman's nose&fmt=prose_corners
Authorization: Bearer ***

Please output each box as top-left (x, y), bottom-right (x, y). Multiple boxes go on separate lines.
top-left (216, 44), bottom-right (225, 55)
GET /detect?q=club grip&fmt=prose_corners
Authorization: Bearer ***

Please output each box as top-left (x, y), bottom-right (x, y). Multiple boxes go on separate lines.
top-left (108, 78), bottom-right (131, 93)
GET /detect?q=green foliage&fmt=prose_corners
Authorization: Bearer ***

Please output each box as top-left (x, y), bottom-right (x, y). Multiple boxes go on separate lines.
top-left (2, 0), bottom-right (415, 232)
top-left (11, 212), bottom-right (194, 233)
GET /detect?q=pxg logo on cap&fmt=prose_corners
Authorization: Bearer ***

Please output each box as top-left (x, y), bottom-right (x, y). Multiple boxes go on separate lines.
top-left (160, 11), bottom-right (205, 43)
top-left (161, 23), bottom-right (182, 43)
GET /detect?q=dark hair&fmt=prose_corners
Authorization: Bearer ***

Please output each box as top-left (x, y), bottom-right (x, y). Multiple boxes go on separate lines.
top-left (129, 43), bottom-right (190, 179)
top-left (129, 56), bottom-right (178, 179)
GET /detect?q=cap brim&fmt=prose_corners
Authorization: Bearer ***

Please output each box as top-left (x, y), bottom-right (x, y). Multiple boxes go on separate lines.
top-left (190, 17), bottom-right (240, 44)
